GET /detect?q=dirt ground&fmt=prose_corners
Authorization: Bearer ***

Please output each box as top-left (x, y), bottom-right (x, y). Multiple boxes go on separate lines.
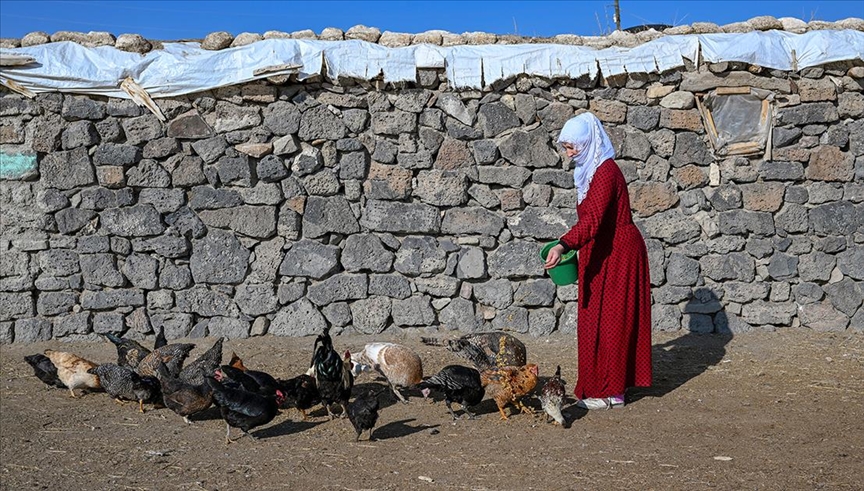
top-left (1, 329), bottom-right (863, 490)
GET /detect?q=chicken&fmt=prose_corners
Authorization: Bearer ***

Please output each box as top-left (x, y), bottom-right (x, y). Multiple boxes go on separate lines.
top-left (206, 377), bottom-right (284, 444)
top-left (421, 332), bottom-right (527, 370)
top-left (153, 326), bottom-right (167, 350)
top-left (275, 374), bottom-right (319, 420)
top-left (311, 327), bottom-right (353, 419)
top-left (23, 354), bottom-right (65, 389)
top-left (417, 365), bottom-right (485, 420)
top-left (347, 392), bottom-right (380, 441)
top-left (136, 343), bottom-right (195, 378)
top-left (227, 352), bottom-right (246, 371)
top-left (351, 343), bottom-right (423, 404)
top-left (43, 349), bottom-right (101, 398)
top-left (153, 361), bottom-right (213, 424)
top-left (480, 364), bottom-right (539, 420)
top-left (88, 363), bottom-right (160, 413)
top-left (540, 365), bottom-right (566, 426)
top-left (215, 365), bottom-right (278, 397)
top-left (179, 338), bottom-right (223, 386)
top-left (105, 333), bottom-right (151, 370)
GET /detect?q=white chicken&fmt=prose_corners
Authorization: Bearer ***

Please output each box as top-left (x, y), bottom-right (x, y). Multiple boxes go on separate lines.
top-left (350, 342), bottom-right (423, 403)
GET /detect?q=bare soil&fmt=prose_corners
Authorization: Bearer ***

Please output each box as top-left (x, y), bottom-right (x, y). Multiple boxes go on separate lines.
top-left (2, 329), bottom-right (863, 490)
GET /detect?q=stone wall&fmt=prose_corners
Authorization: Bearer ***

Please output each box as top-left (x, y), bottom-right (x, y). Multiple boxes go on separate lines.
top-left (1, 58), bottom-right (863, 344)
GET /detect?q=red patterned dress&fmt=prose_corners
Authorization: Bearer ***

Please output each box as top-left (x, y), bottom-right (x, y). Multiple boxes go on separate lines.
top-left (558, 158), bottom-right (653, 399)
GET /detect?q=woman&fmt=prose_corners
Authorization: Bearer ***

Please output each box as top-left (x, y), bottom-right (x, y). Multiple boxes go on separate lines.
top-left (544, 112), bottom-right (652, 410)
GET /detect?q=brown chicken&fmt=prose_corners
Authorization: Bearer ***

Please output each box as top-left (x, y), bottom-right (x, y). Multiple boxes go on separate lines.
top-left (43, 349), bottom-right (101, 398)
top-left (136, 343), bottom-right (196, 378)
top-left (480, 364), bottom-right (539, 420)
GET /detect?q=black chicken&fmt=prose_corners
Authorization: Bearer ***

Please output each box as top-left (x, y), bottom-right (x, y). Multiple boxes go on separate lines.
top-left (276, 374), bottom-right (320, 420)
top-left (421, 332), bottom-right (527, 370)
top-left (154, 361), bottom-right (213, 424)
top-left (105, 333), bottom-right (151, 370)
top-left (216, 365), bottom-right (278, 397)
top-left (88, 363), bottom-right (160, 412)
top-left (311, 327), bottom-right (353, 419)
top-left (347, 392), bottom-right (380, 441)
top-left (23, 354), bottom-right (66, 389)
top-left (417, 365), bottom-right (485, 420)
top-left (206, 377), bottom-right (284, 444)
top-left (153, 326), bottom-right (167, 349)
top-left (179, 338), bottom-right (224, 386)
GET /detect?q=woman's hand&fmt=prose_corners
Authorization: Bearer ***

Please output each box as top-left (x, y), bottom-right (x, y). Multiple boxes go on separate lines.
top-left (544, 244), bottom-right (566, 269)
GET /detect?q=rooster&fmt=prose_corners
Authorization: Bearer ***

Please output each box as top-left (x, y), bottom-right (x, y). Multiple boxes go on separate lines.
top-left (421, 332), bottom-right (527, 370)
top-left (540, 365), bottom-right (566, 426)
top-left (206, 377), bottom-right (284, 444)
top-left (43, 350), bottom-right (101, 398)
top-left (105, 333), bottom-right (151, 370)
top-left (179, 338), bottom-right (223, 386)
top-left (481, 364), bottom-right (539, 421)
top-left (136, 343), bottom-right (196, 378)
top-left (311, 327), bottom-right (353, 419)
top-left (216, 365), bottom-right (278, 397)
top-left (351, 343), bottom-right (423, 404)
top-left (88, 364), bottom-right (160, 413)
top-left (24, 354), bottom-right (65, 389)
top-left (417, 365), bottom-right (485, 420)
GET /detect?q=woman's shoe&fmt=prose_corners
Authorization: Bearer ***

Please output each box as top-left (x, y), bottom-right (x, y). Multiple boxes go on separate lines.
top-left (575, 397), bottom-right (611, 410)
top-left (608, 395), bottom-right (625, 408)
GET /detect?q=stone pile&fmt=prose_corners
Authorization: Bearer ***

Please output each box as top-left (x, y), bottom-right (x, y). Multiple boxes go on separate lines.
top-left (1, 55), bottom-right (863, 343)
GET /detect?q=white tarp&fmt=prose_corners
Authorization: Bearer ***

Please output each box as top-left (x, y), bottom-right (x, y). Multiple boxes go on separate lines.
top-left (1, 30), bottom-right (861, 97)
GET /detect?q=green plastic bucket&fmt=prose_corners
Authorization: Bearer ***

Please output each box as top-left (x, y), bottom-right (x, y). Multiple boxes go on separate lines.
top-left (540, 240), bottom-right (578, 286)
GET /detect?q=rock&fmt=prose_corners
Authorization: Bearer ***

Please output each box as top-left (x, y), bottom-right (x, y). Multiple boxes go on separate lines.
top-left (492, 306), bottom-right (529, 334)
top-left (368, 274), bottom-right (412, 299)
top-left (207, 317), bottom-right (251, 339)
top-left (507, 207), bottom-right (576, 240)
top-left (838, 92), bottom-right (864, 119)
top-left (837, 246), bottom-right (864, 280)
top-left (92, 312), bottom-right (125, 335)
top-left (723, 282), bottom-right (769, 303)
top-left (669, 132), bottom-right (711, 167)
top-left (279, 239), bottom-right (340, 279)
top-left (823, 278), bottom-right (864, 317)
top-left (36, 292), bottom-right (77, 316)
top-left (778, 103), bottom-right (839, 125)
top-left (433, 138), bottom-right (473, 171)
top-left (21, 31), bottom-right (50, 47)
top-left (807, 146), bottom-right (853, 182)
top-left (666, 253), bottom-right (700, 286)
top-left (201, 31), bottom-right (233, 50)
top-left (497, 128), bottom-right (560, 168)
top-left (718, 210), bottom-right (775, 236)
top-left (363, 163), bottom-right (412, 200)
top-left (681, 71), bottom-right (792, 93)
top-left (345, 24), bottom-right (380, 42)
top-left (122, 253), bottom-right (159, 289)
top-left (13, 318), bottom-right (52, 342)
top-left (414, 170), bottom-right (469, 206)
top-left (80, 289), bottom-right (145, 310)
top-left (767, 253), bottom-right (799, 280)
top-left (456, 246), bottom-right (486, 279)
top-left (641, 209), bottom-right (701, 244)
top-left (477, 102), bottom-right (520, 137)
top-left (588, 99), bottom-right (626, 123)
top-left (741, 182), bottom-right (785, 212)
top-left (55, 208), bottom-right (96, 234)
top-left (441, 207), bottom-right (505, 236)
top-left (627, 106), bottom-right (661, 131)
top-left (394, 236), bottom-right (446, 276)
top-left (436, 93), bottom-right (473, 126)
top-left (660, 109), bottom-right (703, 132)
top-left (61, 96), bottom-right (106, 121)
top-left (350, 296), bottom-right (391, 334)
top-left (198, 205), bottom-right (277, 239)
top-left (512, 279), bottom-right (556, 307)
top-left (158, 262), bottom-right (192, 290)
top-left (115, 33), bottom-right (151, 54)
top-left (233, 283), bottom-right (279, 317)
top-left (342, 234), bottom-right (394, 273)
top-left (700, 253), bottom-right (755, 282)
top-left (190, 229), bottom-right (249, 284)
top-left (391, 295), bottom-right (436, 327)
top-left (175, 287), bottom-right (237, 317)
top-left (269, 298), bottom-right (327, 336)
top-left (488, 240), bottom-right (544, 278)
top-left (659, 91), bottom-right (695, 109)
top-left (60, 121), bottom-right (99, 149)
top-left (477, 166), bottom-right (532, 187)
top-left (758, 161), bottom-right (804, 181)
top-left (301, 196), bottom-right (359, 238)
top-left (798, 78), bottom-right (837, 102)
top-left (629, 182), bottom-right (679, 217)
top-left (307, 273), bottom-right (367, 306)
top-left (298, 105), bottom-right (347, 141)
top-left (100, 205), bottom-right (165, 237)
top-left (415, 276), bottom-right (460, 297)
top-left (79, 253), bottom-right (125, 287)
top-left (438, 298), bottom-right (481, 332)
top-left (40, 147), bottom-right (95, 190)
top-left (798, 300), bottom-right (850, 332)
top-left (121, 114), bottom-right (164, 145)
top-left (811, 202), bottom-right (859, 237)
top-left (360, 200), bottom-right (441, 233)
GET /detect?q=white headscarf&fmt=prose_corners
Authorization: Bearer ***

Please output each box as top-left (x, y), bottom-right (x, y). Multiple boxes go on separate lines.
top-left (557, 112), bottom-right (616, 205)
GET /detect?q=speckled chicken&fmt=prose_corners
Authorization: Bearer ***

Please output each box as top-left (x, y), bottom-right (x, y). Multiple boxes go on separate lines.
top-left (351, 343), bottom-right (423, 403)
top-left (480, 364), bottom-right (539, 420)
top-left (154, 361), bottom-right (213, 424)
top-left (105, 333), bottom-right (151, 370)
top-left (88, 363), bottom-right (160, 412)
top-left (136, 343), bottom-right (196, 378)
top-left (43, 349), bottom-right (101, 398)
top-left (540, 365), bottom-right (566, 426)
top-left (417, 365), bottom-right (485, 420)
top-left (421, 332), bottom-right (527, 370)
top-left (179, 338), bottom-right (223, 386)
top-left (24, 354), bottom-right (65, 389)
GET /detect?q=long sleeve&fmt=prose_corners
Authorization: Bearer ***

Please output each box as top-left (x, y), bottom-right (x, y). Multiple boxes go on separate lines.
top-left (559, 160), bottom-right (618, 252)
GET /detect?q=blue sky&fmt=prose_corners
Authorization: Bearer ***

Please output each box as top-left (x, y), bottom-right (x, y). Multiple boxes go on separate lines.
top-left (0, 1), bottom-right (860, 40)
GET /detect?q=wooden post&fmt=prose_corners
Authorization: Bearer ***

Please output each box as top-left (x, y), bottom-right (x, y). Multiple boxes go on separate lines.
top-left (614, 0), bottom-right (622, 31)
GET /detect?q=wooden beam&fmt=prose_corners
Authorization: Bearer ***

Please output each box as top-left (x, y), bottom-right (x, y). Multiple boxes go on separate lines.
top-left (120, 77), bottom-right (166, 121)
